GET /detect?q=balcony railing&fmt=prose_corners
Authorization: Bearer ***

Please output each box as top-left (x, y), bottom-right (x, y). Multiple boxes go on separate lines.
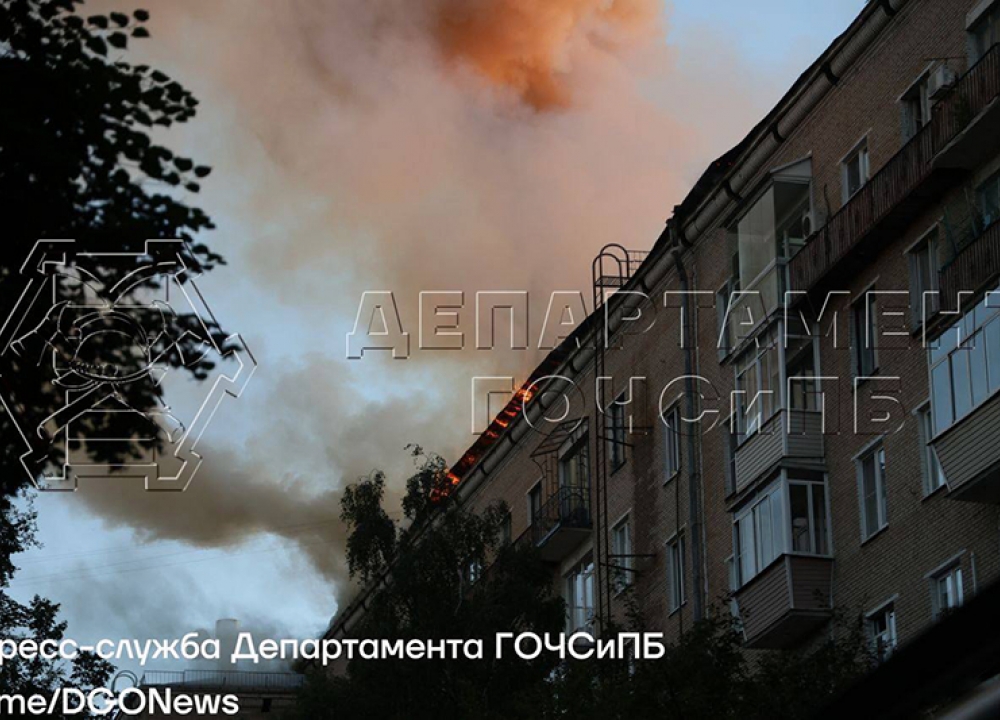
top-left (940, 217), bottom-right (1000, 312)
top-left (530, 485), bottom-right (592, 562)
top-left (790, 44), bottom-right (1000, 293)
top-left (734, 554), bottom-right (834, 649)
top-left (733, 408), bottom-right (825, 495)
top-left (140, 670), bottom-right (304, 692)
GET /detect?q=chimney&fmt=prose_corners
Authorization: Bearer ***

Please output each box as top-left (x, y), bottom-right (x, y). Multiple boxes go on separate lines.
top-left (215, 618), bottom-right (239, 671)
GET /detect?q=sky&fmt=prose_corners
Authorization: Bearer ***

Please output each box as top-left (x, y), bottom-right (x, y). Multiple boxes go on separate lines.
top-left (9, 0), bottom-right (866, 676)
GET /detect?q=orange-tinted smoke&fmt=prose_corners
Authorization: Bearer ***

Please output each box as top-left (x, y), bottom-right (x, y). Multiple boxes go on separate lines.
top-left (434, 0), bottom-right (659, 109)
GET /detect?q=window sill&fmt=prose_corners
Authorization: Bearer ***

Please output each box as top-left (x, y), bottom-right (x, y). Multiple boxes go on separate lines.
top-left (668, 600), bottom-right (687, 618)
top-left (610, 460), bottom-right (628, 477)
top-left (861, 524), bottom-right (889, 547)
top-left (663, 470), bottom-right (680, 486)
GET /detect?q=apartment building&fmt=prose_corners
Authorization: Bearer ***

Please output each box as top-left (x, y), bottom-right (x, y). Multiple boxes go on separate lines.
top-left (327, 0), bottom-right (1000, 661)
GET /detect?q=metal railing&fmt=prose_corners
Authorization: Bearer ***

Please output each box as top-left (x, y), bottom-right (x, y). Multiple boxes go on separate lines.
top-left (789, 44), bottom-right (1000, 293)
top-left (940, 217), bottom-right (1000, 311)
top-left (529, 486), bottom-right (591, 547)
top-left (140, 669), bottom-right (304, 692)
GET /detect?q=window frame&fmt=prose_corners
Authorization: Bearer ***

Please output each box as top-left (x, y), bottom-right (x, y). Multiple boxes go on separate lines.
top-left (898, 68), bottom-right (933, 142)
top-left (732, 471), bottom-right (831, 588)
top-left (663, 405), bottom-right (682, 482)
top-left (565, 552), bottom-right (596, 633)
top-left (851, 290), bottom-right (879, 379)
top-left (916, 402), bottom-right (946, 497)
top-left (906, 224), bottom-right (942, 327)
top-left (856, 441), bottom-right (889, 542)
top-left (928, 285), bottom-right (1000, 436)
top-left (666, 532), bottom-right (686, 614)
top-left (607, 393), bottom-right (628, 472)
top-left (866, 599), bottom-right (898, 662)
top-left (527, 480), bottom-right (543, 525)
top-left (841, 138), bottom-right (871, 202)
top-left (928, 559), bottom-right (965, 619)
top-left (611, 515), bottom-right (633, 594)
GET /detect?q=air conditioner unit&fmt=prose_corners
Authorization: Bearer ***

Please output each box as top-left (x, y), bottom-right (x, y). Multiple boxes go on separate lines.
top-left (928, 65), bottom-right (956, 100)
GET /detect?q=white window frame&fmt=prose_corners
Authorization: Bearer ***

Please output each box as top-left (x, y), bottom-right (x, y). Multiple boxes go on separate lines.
top-left (733, 471), bottom-right (831, 587)
top-left (916, 402), bottom-right (946, 496)
top-left (565, 552), bottom-right (596, 633)
top-left (856, 441), bottom-right (889, 542)
top-left (928, 558), bottom-right (965, 619)
top-left (928, 284), bottom-right (1000, 435)
top-left (842, 137), bottom-right (871, 202)
top-left (611, 515), bottom-right (633, 594)
top-left (866, 598), bottom-right (898, 662)
top-left (898, 68), bottom-right (933, 142)
top-left (666, 532), bottom-right (686, 614)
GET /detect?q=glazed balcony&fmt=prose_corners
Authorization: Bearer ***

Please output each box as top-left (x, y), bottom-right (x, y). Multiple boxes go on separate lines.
top-left (734, 408), bottom-right (825, 495)
top-left (932, 391), bottom-right (1000, 505)
top-left (789, 45), bottom-right (1000, 294)
top-left (530, 486), bottom-right (592, 562)
top-left (734, 555), bottom-right (834, 649)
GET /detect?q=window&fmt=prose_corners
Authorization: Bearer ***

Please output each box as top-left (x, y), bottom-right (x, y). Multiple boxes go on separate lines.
top-left (852, 292), bottom-right (878, 378)
top-left (663, 406), bottom-right (681, 479)
top-left (735, 483), bottom-right (784, 585)
top-left (868, 603), bottom-right (897, 662)
top-left (666, 534), bottom-right (686, 613)
top-left (723, 415), bottom-right (739, 495)
top-left (929, 287), bottom-right (1000, 434)
top-left (918, 405), bottom-right (946, 495)
top-left (908, 227), bottom-right (941, 325)
top-left (789, 481), bottom-right (829, 555)
top-left (611, 517), bottom-right (633, 593)
top-left (733, 474), bottom-right (830, 587)
top-left (465, 558), bottom-right (482, 585)
top-left (734, 326), bottom-right (780, 437)
top-left (900, 74), bottom-right (932, 142)
top-left (977, 171), bottom-right (1000, 229)
top-left (857, 444), bottom-right (888, 540)
top-left (566, 553), bottom-right (595, 632)
top-left (501, 512), bottom-right (512, 545)
top-left (843, 141), bottom-right (870, 200)
top-left (786, 335), bottom-right (820, 411)
top-left (558, 438), bottom-right (590, 523)
top-left (528, 482), bottom-right (543, 525)
top-left (931, 563), bottom-right (964, 618)
top-left (970, 3), bottom-right (1000, 64)
top-left (727, 177), bottom-right (812, 336)
top-left (607, 395), bottom-right (627, 471)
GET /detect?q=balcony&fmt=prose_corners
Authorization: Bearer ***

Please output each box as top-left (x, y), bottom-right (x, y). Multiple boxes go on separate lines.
top-left (939, 217), bottom-right (1000, 313)
top-left (932, 391), bottom-right (1000, 504)
top-left (734, 409), bottom-right (825, 495)
top-left (790, 45), bottom-right (1000, 294)
top-left (734, 554), bottom-right (834, 649)
top-left (530, 486), bottom-right (592, 562)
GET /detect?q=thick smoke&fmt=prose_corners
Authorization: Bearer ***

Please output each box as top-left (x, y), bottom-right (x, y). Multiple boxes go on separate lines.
top-left (66, 0), bottom-right (776, 607)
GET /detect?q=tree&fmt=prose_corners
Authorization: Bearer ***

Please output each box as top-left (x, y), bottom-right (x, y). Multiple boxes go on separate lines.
top-left (292, 448), bottom-right (567, 720)
top-left (1, 0), bottom-right (224, 711)
top-left (293, 448), bottom-right (874, 720)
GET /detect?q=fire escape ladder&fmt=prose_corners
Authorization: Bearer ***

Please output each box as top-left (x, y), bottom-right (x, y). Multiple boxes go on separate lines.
top-left (590, 244), bottom-right (648, 630)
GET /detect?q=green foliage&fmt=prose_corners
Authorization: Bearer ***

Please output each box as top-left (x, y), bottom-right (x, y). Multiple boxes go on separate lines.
top-left (296, 450), bottom-right (874, 720)
top-left (0, 1), bottom-right (219, 709)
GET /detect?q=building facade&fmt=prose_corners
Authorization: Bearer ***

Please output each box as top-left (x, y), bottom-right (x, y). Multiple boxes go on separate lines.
top-left (329, 0), bottom-right (1000, 662)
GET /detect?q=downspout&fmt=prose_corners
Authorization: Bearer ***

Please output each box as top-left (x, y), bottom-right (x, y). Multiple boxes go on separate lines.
top-left (666, 219), bottom-right (705, 622)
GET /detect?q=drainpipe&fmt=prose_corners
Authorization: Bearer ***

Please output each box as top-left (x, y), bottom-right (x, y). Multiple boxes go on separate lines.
top-left (666, 219), bottom-right (705, 622)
